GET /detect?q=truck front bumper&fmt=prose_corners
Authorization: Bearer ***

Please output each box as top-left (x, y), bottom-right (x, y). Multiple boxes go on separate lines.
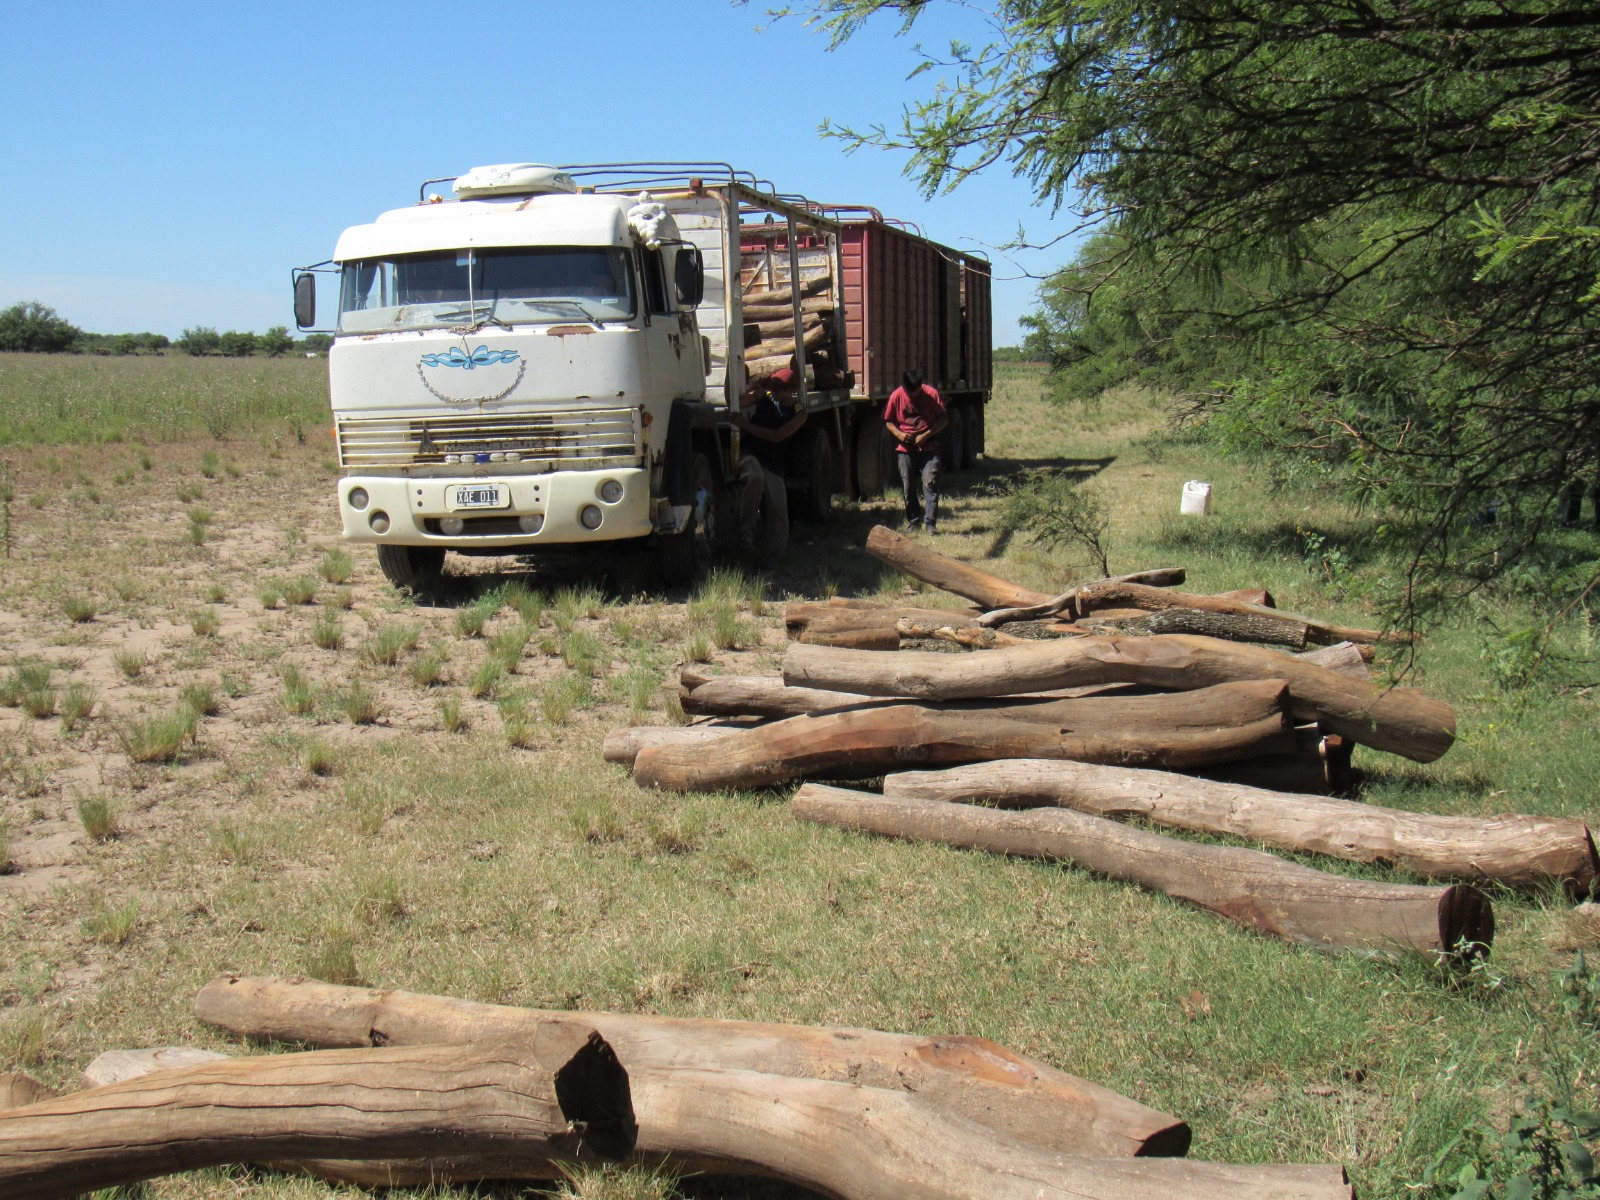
top-left (337, 467), bottom-right (655, 548)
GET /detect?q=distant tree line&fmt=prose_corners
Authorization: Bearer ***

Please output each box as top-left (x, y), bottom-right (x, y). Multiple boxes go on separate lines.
top-left (0, 300), bottom-right (330, 356)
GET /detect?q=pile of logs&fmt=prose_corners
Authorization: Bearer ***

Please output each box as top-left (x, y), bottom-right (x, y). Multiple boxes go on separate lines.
top-left (608, 526), bottom-right (1600, 958)
top-left (741, 275), bottom-right (848, 386)
top-left (0, 974), bottom-right (1364, 1199)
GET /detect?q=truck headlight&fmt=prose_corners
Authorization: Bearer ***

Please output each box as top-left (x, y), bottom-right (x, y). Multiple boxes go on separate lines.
top-left (599, 479), bottom-right (623, 504)
top-left (348, 487), bottom-right (369, 511)
top-left (440, 516), bottom-right (465, 535)
top-left (519, 514), bottom-right (544, 533)
top-left (580, 505), bottom-right (603, 530)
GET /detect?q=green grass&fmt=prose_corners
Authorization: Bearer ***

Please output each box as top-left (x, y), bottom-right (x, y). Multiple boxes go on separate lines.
top-left (60, 594), bottom-right (96, 623)
top-left (1, 367), bottom-right (1597, 1200)
top-left (360, 623), bottom-right (419, 666)
top-left (311, 610), bottom-right (344, 650)
top-left (116, 705), bottom-right (198, 763)
top-left (74, 791), bottom-right (119, 841)
top-left (282, 575), bottom-right (320, 606)
top-left (58, 682), bottom-right (96, 731)
top-left (0, 353), bottom-right (329, 446)
top-left (319, 547), bottom-right (354, 584)
top-left (83, 897), bottom-right (141, 946)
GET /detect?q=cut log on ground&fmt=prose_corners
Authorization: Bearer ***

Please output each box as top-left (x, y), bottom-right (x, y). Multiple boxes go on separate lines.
top-left (975, 570), bottom-right (1193, 627)
top-left (195, 974), bottom-right (1190, 1159)
top-left (676, 670), bottom-right (1135, 721)
top-left (0, 1034), bottom-right (634, 1200)
top-left (784, 633), bottom-right (1456, 763)
top-left (1084, 608), bottom-right (1311, 649)
top-left (632, 685), bottom-right (1295, 790)
top-left (786, 601), bottom-right (978, 635)
top-left (1195, 728), bottom-right (1354, 794)
top-left (867, 525), bottom-right (1058, 608)
top-left (1074, 581), bottom-right (1408, 646)
top-left (1297, 641), bottom-right (1373, 679)
top-left (602, 722), bottom-right (751, 767)
top-left (794, 785), bottom-right (1494, 958)
top-left (0, 1075), bottom-right (58, 1111)
top-left (883, 760), bottom-right (1598, 891)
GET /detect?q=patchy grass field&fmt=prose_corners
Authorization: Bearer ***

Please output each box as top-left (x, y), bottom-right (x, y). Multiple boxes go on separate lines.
top-left (0, 357), bottom-right (1597, 1199)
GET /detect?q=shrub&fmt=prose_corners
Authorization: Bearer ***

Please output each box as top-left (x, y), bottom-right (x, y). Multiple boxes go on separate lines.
top-left (58, 683), bottom-right (96, 731)
top-left (341, 681), bottom-right (383, 725)
top-left (61, 595), bottom-right (96, 623)
top-left (75, 791), bottom-right (119, 840)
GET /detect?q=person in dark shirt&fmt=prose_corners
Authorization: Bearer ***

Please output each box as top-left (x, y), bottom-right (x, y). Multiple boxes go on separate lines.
top-left (883, 369), bottom-right (947, 532)
top-left (733, 367), bottom-right (806, 555)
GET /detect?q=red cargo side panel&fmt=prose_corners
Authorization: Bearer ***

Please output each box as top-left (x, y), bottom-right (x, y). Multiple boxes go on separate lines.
top-left (963, 261), bottom-right (992, 392)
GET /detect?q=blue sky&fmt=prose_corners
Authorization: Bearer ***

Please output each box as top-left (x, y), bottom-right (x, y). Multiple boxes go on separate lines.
top-left (1, 1), bottom-right (1079, 343)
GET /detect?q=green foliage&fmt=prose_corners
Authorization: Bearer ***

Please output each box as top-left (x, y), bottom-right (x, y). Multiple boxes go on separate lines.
top-left (804, 0), bottom-right (1600, 629)
top-left (176, 326), bottom-right (221, 356)
top-left (0, 301), bottom-right (80, 353)
top-left (992, 468), bottom-right (1112, 576)
top-left (1431, 954), bottom-right (1600, 1200)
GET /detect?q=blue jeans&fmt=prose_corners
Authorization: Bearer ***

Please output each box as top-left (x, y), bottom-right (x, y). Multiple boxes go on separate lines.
top-left (897, 449), bottom-right (940, 528)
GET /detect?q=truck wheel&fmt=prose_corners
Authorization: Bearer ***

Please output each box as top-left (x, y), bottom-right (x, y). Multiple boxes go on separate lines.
top-left (963, 402), bottom-right (984, 469)
top-left (794, 426), bottom-right (837, 522)
top-left (751, 465), bottom-right (790, 564)
top-left (853, 416), bottom-right (892, 498)
top-left (375, 545), bottom-right (446, 594)
top-left (655, 452), bottom-right (715, 584)
top-left (944, 406), bottom-right (967, 476)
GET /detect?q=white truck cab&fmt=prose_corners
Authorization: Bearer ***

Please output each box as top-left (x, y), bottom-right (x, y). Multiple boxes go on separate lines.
top-left (296, 163), bottom-right (711, 590)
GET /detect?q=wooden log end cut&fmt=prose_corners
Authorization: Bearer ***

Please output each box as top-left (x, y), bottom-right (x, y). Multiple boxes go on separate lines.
top-left (1438, 884), bottom-right (1496, 960)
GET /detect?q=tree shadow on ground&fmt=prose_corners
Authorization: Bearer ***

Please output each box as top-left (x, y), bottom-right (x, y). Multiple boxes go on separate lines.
top-left (395, 453), bottom-right (1112, 606)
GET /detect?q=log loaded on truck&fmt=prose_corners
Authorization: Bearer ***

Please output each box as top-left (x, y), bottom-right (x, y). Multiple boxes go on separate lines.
top-left (292, 162), bottom-right (993, 590)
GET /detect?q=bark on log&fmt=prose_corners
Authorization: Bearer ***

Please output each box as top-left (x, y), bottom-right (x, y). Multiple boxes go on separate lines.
top-left (867, 525), bottom-right (1056, 608)
top-left (677, 671), bottom-right (1133, 721)
top-left (799, 622), bottom-right (902, 650)
top-left (0, 1075), bottom-right (58, 1111)
top-left (744, 321), bottom-right (830, 362)
top-left (975, 570), bottom-right (1192, 627)
top-left (783, 633), bottom-right (1456, 763)
top-left (195, 974), bottom-right (1190, 1159)
top-left (742, 276), bottom-right (832, 306)
top-left (740, 298), bottom-right (834, 321)
top-left (633, 686), bottom-right (1295, 790)
top-left (794, 785), bottom-right (1494, 957)
top-left (1195, 728), bottom-right (1354, 794)
top-left (1297, 642), bottom-right (1373, 679)
top-left (786, 602), bottom-right (976, 634)
top-left (896, 620), bottom-right (1031, 649)
top-left (1086, 608), bottom-right (1310, 649)
top-left (1075, 581), bottom-right (1407, 646)
top-left (602, 723), bottom-right (750, 766)
top-left (883, 760), bottom-right (1598, 891)
top-left (744, 314), bottom-right (824, 342)
top-left (0, 1035), bottom-right (634, 1200)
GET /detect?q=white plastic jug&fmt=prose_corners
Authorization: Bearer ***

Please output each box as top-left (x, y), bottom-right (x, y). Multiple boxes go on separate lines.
top-left (1181, 480), bottom-right (1212, 516)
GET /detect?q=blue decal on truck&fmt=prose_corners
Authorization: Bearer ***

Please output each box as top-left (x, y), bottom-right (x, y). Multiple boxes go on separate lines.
top-left (420, 346), bottom-right (521, 370)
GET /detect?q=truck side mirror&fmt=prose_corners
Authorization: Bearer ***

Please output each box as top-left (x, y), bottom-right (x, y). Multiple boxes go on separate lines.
top-left (674, 246), bottom-right (704, 308)
top-left (293, 272), bottom-right (317, 329)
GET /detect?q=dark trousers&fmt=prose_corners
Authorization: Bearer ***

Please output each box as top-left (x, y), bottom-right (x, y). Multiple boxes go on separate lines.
top-left (897, 449), bottom-right (940, 528)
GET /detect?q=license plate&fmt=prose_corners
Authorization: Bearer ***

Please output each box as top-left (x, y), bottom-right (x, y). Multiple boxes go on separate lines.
top-left (449, 484), bottom-right (507, 510)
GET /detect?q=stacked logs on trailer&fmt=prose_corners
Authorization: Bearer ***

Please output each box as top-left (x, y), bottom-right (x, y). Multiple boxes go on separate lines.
top-left (610, 525), bottom-right (1600, 958)
top-left (0, 973), bottom-right (1365, 1200)
top-left (741, 274), bottom-right (849, 387)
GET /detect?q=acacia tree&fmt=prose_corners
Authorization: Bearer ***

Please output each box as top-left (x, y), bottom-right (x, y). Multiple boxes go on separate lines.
top-left (797, 0), bottom-right (1600, 624)
top-left (0, 301), bottom-right (81, 353)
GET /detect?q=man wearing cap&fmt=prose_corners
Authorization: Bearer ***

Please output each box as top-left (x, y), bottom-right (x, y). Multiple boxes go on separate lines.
top-left (732, 367), bottom-right (806, 557)
top-left (883, 369), bottom-right (947, 533)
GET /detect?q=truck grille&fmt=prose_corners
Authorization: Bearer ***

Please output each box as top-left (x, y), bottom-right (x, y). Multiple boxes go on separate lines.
top-left (336, 408), bottom-right (643, 470)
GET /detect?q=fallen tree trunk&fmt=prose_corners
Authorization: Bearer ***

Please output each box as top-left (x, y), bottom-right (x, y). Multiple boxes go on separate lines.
top-left (1075, 581), bottom-right (1408, 646)
top-left (786, 601), bottom-right (977, 634)
top-left (0, 1034), bottom-right (634, 1200)
top-left (883, 760), bottom-right (1597, 891)
top-left (602, 722), bottom-right (751, 766)
top-left (794, 785), bottom-right (1494, 958)
top-left (195, 974), bottom-right (1190, 1159)
top-left (677, 671), bottom-right (1134, 721)
top-left (1195, 728), bottom-right (1354, 794)
top-left (633, 686), bottom-right (1295, 790)
top-left (0, 1076), bottom-right (58, 1111)
top-left (1085, 608), bottom-right (1311, 649)
top-left (867, 525), bottom-right (1059, 608)
top-left (1297, 642), bottom-right (1372, 679)
top-left (783, 633), bottom-right (1456, 763)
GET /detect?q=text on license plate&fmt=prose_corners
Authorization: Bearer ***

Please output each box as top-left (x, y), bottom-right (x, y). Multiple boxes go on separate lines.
top-left (450, 484), bottom-right (507, 510)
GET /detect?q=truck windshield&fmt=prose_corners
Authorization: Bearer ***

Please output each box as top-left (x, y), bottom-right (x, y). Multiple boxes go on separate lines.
top-left (337, 247), bottom-right (635, 332)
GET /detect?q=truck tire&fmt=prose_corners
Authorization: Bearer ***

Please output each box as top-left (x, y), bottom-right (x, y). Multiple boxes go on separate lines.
top-left (750, 464), bottom-right (790, 564)
top-left (963, 402), bottom-right (984, 469)
top-left (375, 545), bottom-right (446, 594)
top-left (944, 406), bottom-right (967, 476)
top-left (793, 425), bottom-right (837, 523)
top-left (853, 415), bottom-right (892, 498)
top-left (654, 452), bottom-right (716, 585)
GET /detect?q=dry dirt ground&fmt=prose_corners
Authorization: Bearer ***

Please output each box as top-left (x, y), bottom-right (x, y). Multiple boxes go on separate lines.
top-left (0, 432), bottom-right (916, 1013)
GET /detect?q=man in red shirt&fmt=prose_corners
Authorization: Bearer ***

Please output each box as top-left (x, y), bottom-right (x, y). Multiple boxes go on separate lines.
top-left (883, 369), bottom-right (948, 532)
